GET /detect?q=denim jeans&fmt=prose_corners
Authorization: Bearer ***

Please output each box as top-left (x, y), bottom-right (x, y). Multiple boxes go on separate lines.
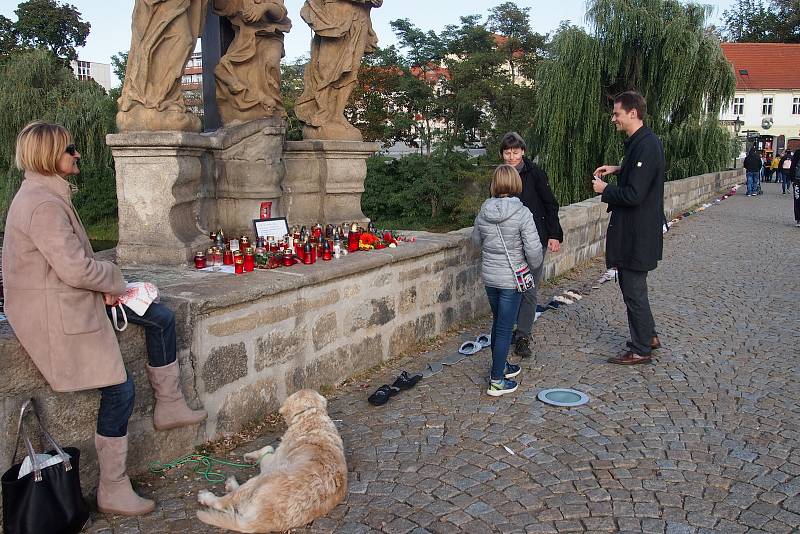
top-left (485, 286), bottom-right (523, 380)
top-left (746, 171), bottom-right (759, 195)
top-left (97, 302), bottom-right (177, 437)
top-left (782, 170), bottom-right (791, 193)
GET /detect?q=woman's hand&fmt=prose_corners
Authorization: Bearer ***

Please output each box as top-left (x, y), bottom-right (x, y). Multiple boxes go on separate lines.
top-left (103, 293), bottom-right (120, 306)
top-left (547, 239), bottom-right (561, 253)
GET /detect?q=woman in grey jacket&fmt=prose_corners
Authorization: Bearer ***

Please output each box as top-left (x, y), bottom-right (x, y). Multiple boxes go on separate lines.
top-left (472, 165), bottom-right (544, 396)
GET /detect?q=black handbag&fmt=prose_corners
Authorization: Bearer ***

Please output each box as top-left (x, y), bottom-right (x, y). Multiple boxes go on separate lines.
top-left (1, 399), bottom-right (90, 534)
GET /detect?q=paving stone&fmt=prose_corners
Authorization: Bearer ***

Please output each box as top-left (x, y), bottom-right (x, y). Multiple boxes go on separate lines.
top-left (83, 185), bottom-right (800, 534)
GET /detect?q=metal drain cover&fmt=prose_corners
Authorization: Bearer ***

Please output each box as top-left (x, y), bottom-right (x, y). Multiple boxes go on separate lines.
top-left (537, 388), bottom-right (589, 407)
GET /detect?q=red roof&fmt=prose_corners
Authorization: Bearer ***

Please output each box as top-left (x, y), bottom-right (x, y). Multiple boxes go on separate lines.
top-left (720, 43), bottom-right (800, 90)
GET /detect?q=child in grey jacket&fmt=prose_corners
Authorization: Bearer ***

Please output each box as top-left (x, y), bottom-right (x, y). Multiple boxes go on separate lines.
top-left (472, 164), bottom-right (543, 396)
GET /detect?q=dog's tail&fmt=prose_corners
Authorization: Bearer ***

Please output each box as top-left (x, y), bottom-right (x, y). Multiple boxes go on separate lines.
top-left (196, 508), bottom-right (252, 532)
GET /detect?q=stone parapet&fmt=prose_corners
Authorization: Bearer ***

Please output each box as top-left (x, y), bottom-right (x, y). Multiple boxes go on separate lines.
top-left (0, 168), bottom-right (743, 502)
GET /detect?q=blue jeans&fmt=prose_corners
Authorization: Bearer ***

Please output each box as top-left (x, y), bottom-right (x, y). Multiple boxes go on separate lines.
top-left (485, 286), bottom-right (522, 380)
top-left (746, 171), bottom-right (759, 195)
top-left (782, 171), bottom-right (791, 193)
top-left (97, 302), bottom-right (177, 437)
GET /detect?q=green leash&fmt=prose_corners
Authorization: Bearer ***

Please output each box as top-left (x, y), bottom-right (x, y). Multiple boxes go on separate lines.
top-left (149, 452), bottom-right (270, 483)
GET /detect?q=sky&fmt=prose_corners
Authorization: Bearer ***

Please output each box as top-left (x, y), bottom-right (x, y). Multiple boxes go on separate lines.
top-left (1, 0), bottom-right (737, 86)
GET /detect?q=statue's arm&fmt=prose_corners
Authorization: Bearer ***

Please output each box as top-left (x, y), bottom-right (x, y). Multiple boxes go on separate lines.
top-left (243, 0), bottom-right (287, 22)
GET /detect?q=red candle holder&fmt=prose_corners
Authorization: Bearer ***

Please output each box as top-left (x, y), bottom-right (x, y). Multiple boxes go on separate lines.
top-left (194, 252), bottom-right (207, 269)
top-left (223, 249), bottom-right (234, 265)
top-left (243, 253), bottom-right (255, 272)
top-left (348, 231), bottom-right (360, 252)
top-left (234, 258), bottom-right (244, 275)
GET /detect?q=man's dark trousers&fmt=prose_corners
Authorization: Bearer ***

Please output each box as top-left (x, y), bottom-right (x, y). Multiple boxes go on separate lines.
top-left (618, 268), bottom-right (656, 355)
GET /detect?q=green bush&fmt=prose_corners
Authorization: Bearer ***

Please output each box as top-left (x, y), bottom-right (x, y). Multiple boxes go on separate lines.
top-left (363, 149), bottom-right (491, 231)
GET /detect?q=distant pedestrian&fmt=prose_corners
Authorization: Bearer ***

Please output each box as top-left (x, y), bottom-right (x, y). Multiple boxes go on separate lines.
top-left (770, 154), bottom-right (780, 182)
top-left (780, 151), bottom-right (793, 194)
top-left (472, 164), bottom-right (543, 395)
top-left (497, 132), bottom-right (564, 360)
top-left (592, 91), bottom-right (665, 365)
top-left (744, 146), bottom-right (762, 196)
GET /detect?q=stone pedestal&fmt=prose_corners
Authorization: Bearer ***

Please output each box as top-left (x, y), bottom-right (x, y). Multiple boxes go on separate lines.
top-left (213, 119), bottom-right (286, 237)
top-left (107, 132), bottom-right (216, 265)
top-left (107, 118), bottom-right (286, 265)
top-left (283, 140), bottom-right (380, 227)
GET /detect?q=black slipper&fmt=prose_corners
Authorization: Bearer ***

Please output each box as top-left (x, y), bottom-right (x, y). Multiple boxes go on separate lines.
top-left (392, 371), bottom-right (422, 391)
top-left (368, 385), bottom-right (400, 406)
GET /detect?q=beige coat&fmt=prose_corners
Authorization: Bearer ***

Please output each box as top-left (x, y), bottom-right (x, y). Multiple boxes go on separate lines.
top-left (2, 171), bottom-right (127, 392)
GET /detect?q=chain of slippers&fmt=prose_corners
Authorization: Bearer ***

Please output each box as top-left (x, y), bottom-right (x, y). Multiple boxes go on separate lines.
top-left (368, 185), bottom-right (741, 405)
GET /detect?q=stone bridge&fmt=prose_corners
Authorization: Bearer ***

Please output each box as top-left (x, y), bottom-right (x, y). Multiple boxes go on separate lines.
top-left (2, 169), bottom-right (760, 533)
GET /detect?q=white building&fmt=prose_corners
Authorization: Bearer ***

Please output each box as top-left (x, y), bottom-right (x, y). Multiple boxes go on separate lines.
top-left (720, 43), bottom-right (800, 155)
top-left (70, 59), bottom-right (112, 91)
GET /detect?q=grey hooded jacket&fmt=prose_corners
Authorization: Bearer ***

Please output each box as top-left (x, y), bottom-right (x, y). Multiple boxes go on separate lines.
top-left (471, 197), bottom-right (544, 290)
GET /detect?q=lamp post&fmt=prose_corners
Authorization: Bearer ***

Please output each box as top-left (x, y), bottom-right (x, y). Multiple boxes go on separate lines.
top-left (733, 115), bottom-right (743, 169)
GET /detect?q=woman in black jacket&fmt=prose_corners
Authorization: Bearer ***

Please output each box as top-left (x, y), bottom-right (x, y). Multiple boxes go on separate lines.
top-left (498, 132), bottom-right (564, 359)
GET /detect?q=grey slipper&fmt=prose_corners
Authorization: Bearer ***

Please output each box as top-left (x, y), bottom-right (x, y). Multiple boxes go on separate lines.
top-left (458, 340), bottom-right (482, 355)
top-left (421, 362), bottom-right (443, 378)
top-left (442, 353), bottom-right (467, 366)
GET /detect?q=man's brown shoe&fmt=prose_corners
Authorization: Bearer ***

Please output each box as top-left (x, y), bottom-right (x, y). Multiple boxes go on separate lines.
top-left (607, 351), bottom-right (652, 365)
top-left (651, 336), bottom-right (661, 350)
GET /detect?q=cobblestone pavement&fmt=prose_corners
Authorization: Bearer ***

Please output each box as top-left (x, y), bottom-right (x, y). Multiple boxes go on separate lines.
top-left (85, 182), bottom-right (800, 534)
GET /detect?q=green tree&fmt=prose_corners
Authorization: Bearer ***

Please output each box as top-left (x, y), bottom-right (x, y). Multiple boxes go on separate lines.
top-left (281, 57), bottom-right (307, 141)
top-left (0, 15), bottom-right (20, 59)
top-left (111, 51), bottom-right (128, 84)
top-left (722, 0), bottom-right (799, 42)
top-left (0, 49), bottom-right (117, 232)
top-left (388, 19), bottom-right (448, 154)
top-left (532, 0), bottom-right (736, 204)
top-left (10, 0), bottom-right (91, 61)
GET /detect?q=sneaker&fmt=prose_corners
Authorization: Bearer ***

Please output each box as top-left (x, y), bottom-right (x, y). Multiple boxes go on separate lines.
top-left (796, 221), bottom-right (800, 227)
top-left (504, 363), bottom-right (521, 378)
top-left (487, 378), bottom-right (518, 397)
top-left (514, 336), bottom-right (532, 359)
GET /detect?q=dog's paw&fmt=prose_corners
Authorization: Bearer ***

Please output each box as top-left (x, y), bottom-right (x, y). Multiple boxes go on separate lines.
top-left (244, 445), bottom-right (274, 463)
top-left (197, 490), bottom-right (216, 506)
top-left (225, 476), bottom-right (240, 492)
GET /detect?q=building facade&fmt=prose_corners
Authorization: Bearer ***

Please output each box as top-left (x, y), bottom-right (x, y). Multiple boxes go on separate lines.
top-left (70, 59), bottom-right (112, 91)
top-left (181, 51), bottom-right (204, 116)
top-left (720, 43), bottom-right (800, 155)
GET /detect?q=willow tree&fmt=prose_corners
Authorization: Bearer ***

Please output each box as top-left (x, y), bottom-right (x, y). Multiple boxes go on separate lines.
top-left (532, 0), bottom-right (736, 204)
top-left (0, 48), bottom-right (117, 231)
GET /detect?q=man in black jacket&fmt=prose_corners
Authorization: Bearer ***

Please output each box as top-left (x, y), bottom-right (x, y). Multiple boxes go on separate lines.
top-left (744, 147), bottom-right (763, 196)
top-left (592, 91), bottom-right (665, 365)
top-left (499, 132), bottom-right (564, 359)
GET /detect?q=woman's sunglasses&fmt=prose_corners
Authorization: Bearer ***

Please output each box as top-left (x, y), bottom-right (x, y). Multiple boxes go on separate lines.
top-left (65, 144), bottom-right (77, 156)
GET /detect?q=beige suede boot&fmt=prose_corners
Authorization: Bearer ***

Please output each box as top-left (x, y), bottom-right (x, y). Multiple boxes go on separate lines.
top-left (95, 434), bottom-right (155, 516)
top-left (146, 361), bottom-right (207, 431)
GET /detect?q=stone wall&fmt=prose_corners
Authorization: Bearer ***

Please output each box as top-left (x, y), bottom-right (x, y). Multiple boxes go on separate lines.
top-left (0, 168), bottom-right (742, 500)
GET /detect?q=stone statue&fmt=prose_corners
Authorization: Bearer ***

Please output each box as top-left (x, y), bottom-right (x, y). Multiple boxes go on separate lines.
top-left (213, 0), bottom-right (291, 125)
top-left (294, 0), bottom-right (382, 141)
top-left (117, 0), bottom-right (207, 132)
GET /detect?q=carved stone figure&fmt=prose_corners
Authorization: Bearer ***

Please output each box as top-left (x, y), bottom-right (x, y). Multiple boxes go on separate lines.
top-left (294, 0), bottom-right (382, 141)
top-left (213, 0), bottom-right (291, 125)
top-left (117, 0), bottom-right (207, 132)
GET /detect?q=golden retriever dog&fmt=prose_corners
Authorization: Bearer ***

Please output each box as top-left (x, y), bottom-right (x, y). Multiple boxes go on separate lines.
top-left (196, 389), bottom-right (347, 533)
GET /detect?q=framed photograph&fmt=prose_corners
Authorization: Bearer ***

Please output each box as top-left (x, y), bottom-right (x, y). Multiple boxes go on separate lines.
top-left (253, 217), bottom-right (289, 241)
